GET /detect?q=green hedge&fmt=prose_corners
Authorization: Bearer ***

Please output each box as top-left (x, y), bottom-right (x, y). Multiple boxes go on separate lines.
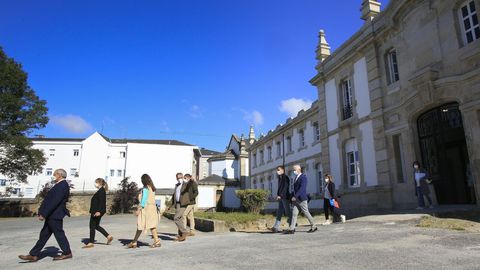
top-left (235, 189), bottom-right (269, 214)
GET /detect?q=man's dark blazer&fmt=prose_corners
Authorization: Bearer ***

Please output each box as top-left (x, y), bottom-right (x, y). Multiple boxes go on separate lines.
top-left (292, 173), bottom-right (309, 202)
top-left (277, 174), bottom-right (291, 200)
top-left (89, 187), bottom-right (107, 215)
top-left (38, 180), bottom-right (70, 220)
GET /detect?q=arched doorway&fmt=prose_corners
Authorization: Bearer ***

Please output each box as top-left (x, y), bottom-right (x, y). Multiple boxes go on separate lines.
top-left (417, 102), bottom-right (473, 204)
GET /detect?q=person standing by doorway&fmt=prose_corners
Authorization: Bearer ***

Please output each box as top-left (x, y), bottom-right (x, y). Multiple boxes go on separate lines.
top-left (83, 178), bottom-right (114, 249)
top-left (182, 174), bottom-right (198, 236)
top-left (284, 164), bottom-right (318, 234)
top-left (413, 161), bottom-right (434, 209)
top-left (18, 169), bottom-right (72, 262)
top-left (127, 174), bottom-right (161, 249)
top-left (270, 166), bottom-right (292, 233)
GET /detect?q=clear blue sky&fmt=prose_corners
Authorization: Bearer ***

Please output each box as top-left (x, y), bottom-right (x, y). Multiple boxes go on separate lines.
top-left (0, 0), bottom-right (389, 151)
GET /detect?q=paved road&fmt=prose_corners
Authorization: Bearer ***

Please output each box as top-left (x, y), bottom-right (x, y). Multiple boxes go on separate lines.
top-left (1, 214), bottom-right (480, 270)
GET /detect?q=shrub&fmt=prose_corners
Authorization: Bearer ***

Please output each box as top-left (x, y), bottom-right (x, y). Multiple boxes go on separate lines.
top-left (235, 189), bottom-right (269, 214)
top-left (110, 177), bottom-right (139, 214)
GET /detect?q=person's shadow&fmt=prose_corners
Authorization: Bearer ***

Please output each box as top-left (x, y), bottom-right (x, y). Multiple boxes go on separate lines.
top-left (118, 239), bottom-right (150, 247)
top-left (19, 246), bottom-right (60, 263)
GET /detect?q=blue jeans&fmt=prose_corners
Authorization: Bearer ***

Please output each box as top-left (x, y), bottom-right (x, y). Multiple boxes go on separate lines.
top-left (416, 186), bottom-right (432, 207)
top-left (273, 199), bottom-right (292, 229)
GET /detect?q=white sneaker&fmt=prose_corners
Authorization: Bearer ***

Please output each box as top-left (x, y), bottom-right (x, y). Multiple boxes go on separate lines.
top-left (322, 220), bottom-right (332, 226)
top-left (340, 215), bottom-right (346, 223)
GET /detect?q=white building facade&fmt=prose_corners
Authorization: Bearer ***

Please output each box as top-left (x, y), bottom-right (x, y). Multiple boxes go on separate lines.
top-left (248, 102), bottom-right (323, 209)
top-left (0, 132), bottom-right (200, 198)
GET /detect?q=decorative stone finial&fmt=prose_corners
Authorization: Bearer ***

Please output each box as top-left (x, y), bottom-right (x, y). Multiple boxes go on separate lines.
top-left (315, 29), bottom-right (331, 64)
top-left (361, 0), bottom-right (381, 21)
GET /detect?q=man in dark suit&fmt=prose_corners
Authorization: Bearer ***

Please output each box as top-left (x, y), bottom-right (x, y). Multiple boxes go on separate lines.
top-left (19, 169), bottom-right (72, 262)
top-left (285, 164), bottom-right (318, 234)
top-left (270, 165), bottom-right (292, 233)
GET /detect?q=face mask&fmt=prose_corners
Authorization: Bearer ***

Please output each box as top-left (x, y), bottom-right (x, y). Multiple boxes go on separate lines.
top-left (51, 176), bottom-right (56, 181)
top-left (276, 171), bottom-right (283, 175)
top-left (293, 171), bottom-right (299, 176)
top-left (414, 165), bottom-right (419, 169)
top-left (325, 178), bottom-right (329, 182)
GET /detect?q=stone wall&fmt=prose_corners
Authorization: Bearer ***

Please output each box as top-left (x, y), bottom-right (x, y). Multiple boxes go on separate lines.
top-left (0, 191), bottom-right (116, 217)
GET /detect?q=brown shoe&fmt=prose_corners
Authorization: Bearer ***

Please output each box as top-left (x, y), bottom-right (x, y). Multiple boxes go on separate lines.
top-left (82, 243), bottom-right (94, 249)
top-left (18, 255), bottom-right (38, 262)
top-left (106, 235), bottom-right (114, 245)
top-left (175, 233), bottom-right (187, 242)
top-left (53, 253), bottom-right (73, 261)
top-left (188, 231), bottom-right (196, 237)
top-left (126, 242), bottom-right (138, 249)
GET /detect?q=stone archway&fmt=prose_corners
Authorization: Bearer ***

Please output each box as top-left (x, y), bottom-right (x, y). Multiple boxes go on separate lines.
top-left (417, 102), bottom-right (474, 204)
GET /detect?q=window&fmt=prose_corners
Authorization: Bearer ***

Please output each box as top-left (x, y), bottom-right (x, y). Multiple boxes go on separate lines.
top-left (459, 1), bottom-right (479, 44)
top-left (341, 79), bottom-right (353, 120)
top-left (117, 170), bottom-right (123, 177)
top-left (315, 163), bottom-right (323, 194)
top-left (299, 129), bottom-right (305, 148)
top-left (345, 139), bottom-right (361, 187)
top-left (110, 170), bottom-right (115, 177)
top-left (260, 178), bottom-right (265, 190)
top-left (73, 149), bottom-right (79, 157)
top-left (49, 149), bottom-right (55, 157)
top-left (46, 168), bottom-right (53, 176)
top-left (0, 179), bottom-right (6, 186)
top-left (70, 168), bottom-right (77, 177)
top-left (393, 134), bottom-right (405, 183)
top-left (267, 146), bottom-right (272, 161)
top-left (313, 122), bottom-right (320, 141)
top-left (286, 136), bottom-right (292, 153)
top-left (386, 49), bottom-right (399, 84)
top-left (259, 150), bottom-right (264, 165)
top-left (276, 141), bottom-right (282, 158)
top-left (120, 151), bottom-right (126, 158)
top-left (268, 177), bottom-right (273, 197)
top-left (253, 154), bottom-right (257, 167)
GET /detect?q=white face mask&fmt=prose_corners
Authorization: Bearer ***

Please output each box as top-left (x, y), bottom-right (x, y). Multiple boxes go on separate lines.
top-left (51, 176), bottom-right (56, 181)
top-left (325, 178), bottom-right (329, 182)
top-left (293, 171), bottom-right (299, 176)
top-left (414, 165), bottom-right (419, 169)
top-left (95, 183), bottom-right (100, 189)
top-left (276, 171), bottom-right (283, 176)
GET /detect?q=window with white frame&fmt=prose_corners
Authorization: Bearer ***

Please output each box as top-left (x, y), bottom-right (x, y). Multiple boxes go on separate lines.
top-left (386, 49), bottom-right (399, 85)
top-left (73, 149), bottom-right (79, 157)
top-left (46, 168), bottom-right (53, 176)
top-left (313, 122), bottom-right (320, 141)
top-left (0, 179), bottom-right (6, 186)
top-left (260, 179), bottom-right (265, 190)
top-left (253, 153), bottom-right (257, 167)
top-left (286, 136), bottom-right (292, 153)
top-left (259, 150), bottom-right (264, 165)
top-left (120, 151), bottom-right (126, 158)
top-left (345, 138), bottom-right (361, 187)
top-left (341, 79), bottom-right (353, 120)
top-left (276, 141), bottom-right (282, 158)
top-left (110, 170), bottom-right (115, 177)
top-left (299, 129), bottom-right (305, 148)
top-left (267, 146), bottom-right (272, 161)
top-left (70, 168), bottom-right (77, 177)
top-left (117, 170), bottom-right (122, 177)
top-left (49, 149), bottom-right (56, 157)
top-left (459, 1), bottom-right (479, 44)
top-left (268, 177), bottom-right (273, 197)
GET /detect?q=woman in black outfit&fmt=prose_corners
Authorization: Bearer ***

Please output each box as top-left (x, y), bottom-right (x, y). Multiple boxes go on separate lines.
top-left (322, 174), bottom-right (345, 225)
top-left (83, 178), bottom-right (113, 248)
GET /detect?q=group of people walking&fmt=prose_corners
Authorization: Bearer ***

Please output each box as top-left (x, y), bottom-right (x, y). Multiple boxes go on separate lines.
top-left (270, 164), bottom-right (345, 234)
top-left (18, 169), bottom-right (198, 262)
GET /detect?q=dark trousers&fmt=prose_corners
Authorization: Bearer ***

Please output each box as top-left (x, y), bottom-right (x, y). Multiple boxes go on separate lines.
top-left (324, 199), bottom-right (339, 221)
top-left (416, 186), bottom-right (432, 207)
top-left (89, 215), bottom-right (109, 243)
top-left (30, 218), bottom-right (71, 256)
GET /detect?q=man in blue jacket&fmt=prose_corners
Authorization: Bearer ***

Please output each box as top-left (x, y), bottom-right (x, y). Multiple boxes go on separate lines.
top-left (284, 164), bottom-right (318, 234)
top-left (19, 169), bottom-right (72, 262)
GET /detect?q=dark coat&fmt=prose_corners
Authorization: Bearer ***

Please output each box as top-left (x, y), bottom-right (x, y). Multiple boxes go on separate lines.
top-left (38, 180), bottom-right (70, 220)
top-left (171, 181), bottom-right (191, 207)
top-left (292, 174), bottom-right (309, 202)
top-left (277, 174), bottom-right (291, 199)
top-left (186, 180), bottom-right (199, 204)
top-left (89, 187), bottom-right (107, 215)
top-left (325, 181), bottom-right (335, 199)
top-left (414, 168), bottom-right (431, 196)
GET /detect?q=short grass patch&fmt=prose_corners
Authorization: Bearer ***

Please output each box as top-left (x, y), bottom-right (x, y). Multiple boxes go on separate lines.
top-left (194, 212), bottom-right (272, 224)
top-left (417, 212), bottom-right (480, 232)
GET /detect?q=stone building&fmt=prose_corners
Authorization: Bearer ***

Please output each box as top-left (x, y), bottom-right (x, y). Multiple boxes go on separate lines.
top-left (309, 0), bottom-right (480, 213)
top-left (248, 102), bottom-right (323, 208)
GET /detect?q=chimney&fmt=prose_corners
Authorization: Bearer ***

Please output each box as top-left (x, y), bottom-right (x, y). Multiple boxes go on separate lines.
top-left (361, 0), bottom-right (381, 21)
top-left (315, 29), bottom-right (331, 64)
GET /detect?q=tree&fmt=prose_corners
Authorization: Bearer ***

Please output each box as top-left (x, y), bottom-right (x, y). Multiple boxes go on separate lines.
top-left (235, 189), bottom-right (269, 214)
top-left (110, 177), bottom-right (139, 214)
top-left (0, 47), bottom-right (48, 185)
